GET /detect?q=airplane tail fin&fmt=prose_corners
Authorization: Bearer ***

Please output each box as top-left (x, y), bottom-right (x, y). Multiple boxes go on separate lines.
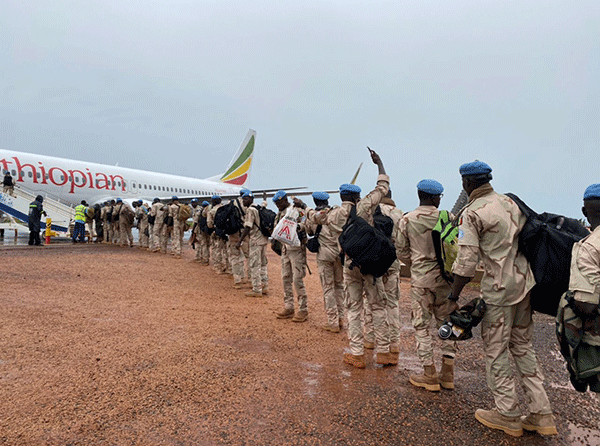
top-left (213, 129), bottom-right (256, 186)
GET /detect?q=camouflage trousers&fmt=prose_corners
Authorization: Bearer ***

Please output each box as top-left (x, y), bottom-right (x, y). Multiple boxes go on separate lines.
top-left (249, 244), bottom-right (268, 293)
top-left (152, 222), bottom-right (165, 251)
top-left (86, 222), bottom-right (96, 240)
top-left (344, 265), bottom-right (389, 355)
top-left (162, 225), bottom-right (173, 253)
top-left (211, 235), bottom-right (228, 272)
top-left (228, 233), bottom-right (248, 283)
top-left (365, 261), bottom-right (401, 346)
top-left (119, 218), bottom-right (133, 246)
top-left (138, 222), bottom-right (149, 247)
top-left (281, 247), bottom-right (307, 312)
top-left (171, 220), bottom-right (185, 255)
top-left (111, 222), bottom-right (119, 244)
top-left (103, 220), bottom-right (112, 244)
top-left (195, 232), bottom-right (211, 263)
top-left (481, 294), bottom-right (552, 417)
top-left (410, 283), bottom-right (458, 366)
top-left (317, 258), bottom-right (344, 327)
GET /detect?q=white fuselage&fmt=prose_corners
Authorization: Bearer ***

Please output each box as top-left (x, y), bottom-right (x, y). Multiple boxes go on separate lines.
top-left (0, 149), bottom-right (242, 206)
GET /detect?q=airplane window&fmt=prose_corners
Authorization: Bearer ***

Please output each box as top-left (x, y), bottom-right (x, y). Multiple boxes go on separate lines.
top-left (36, 173), bottom-right (40, 179)
top-left (118, 182), bottom-right (121, 187)
top-left (11, 170), bottom-right (16, 175)
top-left (28, 172), bottom-right (32, 178)
top-left (144, 184), bottom-right (147, 189)
top-left (69, 177), bottom-right (73, 182)
top-left (153, 186), bottom-right (156, 190)
top-left (76, 177), bottom-right (80, 182)
top-left (20, 171), bottom-right (24, 177)
top-left (133, 183), bottom-right (136, 188)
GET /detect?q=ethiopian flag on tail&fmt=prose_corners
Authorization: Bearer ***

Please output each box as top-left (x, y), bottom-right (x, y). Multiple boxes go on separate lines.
top-left (220, 130), bottom-right (256, 186)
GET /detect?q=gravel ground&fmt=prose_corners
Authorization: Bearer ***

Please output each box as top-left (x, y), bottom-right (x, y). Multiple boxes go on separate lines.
top-left (0, 243), bottom-right (599, 445)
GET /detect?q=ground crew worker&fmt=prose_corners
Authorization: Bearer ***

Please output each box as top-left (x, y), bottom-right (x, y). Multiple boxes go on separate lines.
top-left (116, 198), bottom-right (134, 247)
top-left (556, 183), bottom-right (600, 394)
top-left (197, 200), bottom-right (212, 264)
top-left (100, 201), bottom-right (110, 244)
top-left (273, 190), bottom-right (309, 323)
top-left (395, 179), bottom-right (458, 392)
top-left (305, 191), bottom-right (345, 333)
top-left (110, 199), bottom-right (120, 244)
top-left (150, 198), bottom-right (166, 253)
top-left (448, 160), bottom-right (556, 437)
top-left (207, 195), bottom-right (228, 273)
top-left (325, 149), bottom-right (395, 368)
top-left (72, 200), bottom-right (87, 243)
top-left (135, 200), bottom-right (150, 248)
top-left (28, 195), bottom-right (46, 246)
top-left (3, 171), bottom-right (14, 196)
top-left (237, 190), bottom-right (269, 297)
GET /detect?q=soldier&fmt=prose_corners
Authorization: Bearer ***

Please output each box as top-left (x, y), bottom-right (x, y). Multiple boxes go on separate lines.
top-left (150, 198), bottom-right (167, 253)
top-left (190, 199), bottom-right (202, 261)
top-left (93, 204), bottom-right (103, 243)
top-left (395, 179), bottom-right (458, 392)
top-left (168, 196), bottom-right (186, 258)
top-left (207, 195), bottom-right (228, 273)
top-left (306, 191), bottom-right (345, 333)
top-left (556, 183), bottom-right (600, 395)
top-left (116, 198), bottom-right (134, 247)
top-left (135, 200), bottom-right (150, 249)
top-left (229, 191), bottom-right (250, 289)
top-left (197, 200), bottom-right (212, 264)
top-left (237, 190), bottom-right (269, 297)
top-left (83, 201), bottom-right (96, 243)
top-left (326, 149), bottom-right (395, 368)
top-left (273, 190), bottom-right (309, 322)
top-left (101, 201), bottom-right (112, 244)
top-left (110, 199), bottom-right (120, 244)
top-left (448, 161), bottom-right (556, 437)
top-left (2, 171), bottom-right (14, 196)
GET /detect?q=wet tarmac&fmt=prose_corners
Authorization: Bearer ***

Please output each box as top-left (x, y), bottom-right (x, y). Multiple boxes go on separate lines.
top-left (0, 243), bottom-right (599, 445)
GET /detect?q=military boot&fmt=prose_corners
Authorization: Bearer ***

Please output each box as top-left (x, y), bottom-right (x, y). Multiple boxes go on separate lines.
top-left (343, 353), bottom-right (366, 369)
top-left (321, 324), bottom-right (340, 333)
top-left (276, 308), bottom-right (294, 319)
top-left (439, 356), bottom-right (455, 390)
top-left (475, 409), bottom-right (523, 437)
top-left (292, 310), bottom-right (308, 322)
top-left (245, 290), bottom-right (263, 298)
top-left (521, 413), bottom-right (558, 436)
top-left (409, 365), bottom-right (441, 392)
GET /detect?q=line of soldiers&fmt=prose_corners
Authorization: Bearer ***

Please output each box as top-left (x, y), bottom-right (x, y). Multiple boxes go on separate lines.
top-left (78, 152), bottom-right (598, 439)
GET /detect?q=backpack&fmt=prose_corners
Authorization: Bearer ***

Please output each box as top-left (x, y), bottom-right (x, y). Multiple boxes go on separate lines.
top-left (432, 210), bottom-right (459, 283)
top-left (253, 205), bottom-right (277, 238)
top-left (214, 201), bottom-right (244, 235)
top-left (506, 193), bottom-right (590, 316)
top-left (338, 205), bottom-right (397, 278)
top-left (373, 205), bottom-right (394, 239)
top-left (306, 225), bottom-right (322, 253)
top-left (198, 212), bottom-right (213, 235)
top-left (178, 204), bottom-right (192, 221)
top-left (112, 205), bottom-right (120, 222)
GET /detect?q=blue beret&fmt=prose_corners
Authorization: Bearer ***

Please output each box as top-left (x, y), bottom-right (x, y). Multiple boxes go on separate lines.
top-left (272, 190), bottom-right (287, 202)
top-left (172, 196), bottom-right (178, 200)
top-left (191, 198), bottom-right (198, 203)
top-left (241, 190), bottom-right (254, 198)
top-left (417, 179), bottom-right (444, 195)
top-left (584, 183), bottom-right (600, 200)
top-left (116, 198), bottom-right (122, 203)
top-left (312, 191), bottom-right (330, 201)
top-left (202, 201), bottom-right (210, 206)
top-left (211, 194), bottom-right (221, 200)
top-left (137, 199), bottom-right (143, 203)
top-left (459, 160), bottom-right (492, 177)
top-left (339, 183), bottom-right (361, 195)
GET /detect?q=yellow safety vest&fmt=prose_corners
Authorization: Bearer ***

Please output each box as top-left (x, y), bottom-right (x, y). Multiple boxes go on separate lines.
top-left (74, 204), bottom-right (86, 222)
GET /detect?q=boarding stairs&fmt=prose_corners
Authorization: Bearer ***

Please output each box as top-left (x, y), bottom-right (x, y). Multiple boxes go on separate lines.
top-left (0, 184), bottom-right (75, 236)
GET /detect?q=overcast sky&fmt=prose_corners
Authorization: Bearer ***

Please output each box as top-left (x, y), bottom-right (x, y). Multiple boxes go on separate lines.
top-left (0, 1), bottom-right (599, 217)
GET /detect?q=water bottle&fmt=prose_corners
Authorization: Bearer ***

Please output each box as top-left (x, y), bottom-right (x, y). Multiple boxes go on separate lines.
top-left (438, 321), bottom-right (465, 340)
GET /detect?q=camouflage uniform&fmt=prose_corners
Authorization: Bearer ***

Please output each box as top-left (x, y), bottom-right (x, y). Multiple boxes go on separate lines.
top-left (207, 204), bottom-right (228, 273)
top-left (136, 204), bottom-right (150, 248)
top-left (170, 203), bottom-right (185, 256)
top-left (396, 205), bottom-right (458, 366)
top-left (150, 202), bottom-right (166, 252)
top-left (452, 183), bottom-right (552, 418)
top-left (328, 174), bottom-right (390, 356)
top-left (111, 204), bottom-right (120, 244)
top-left (197, 206), bottom-right (211, 263)
top-left (117, 202), bottom-right (134, 246)
top-left (244, 205), bottom-right (269, 293)
top-left (307, 206), bottom-right (345, 328)
top-left (228, 199), bottom-right (248, 284)
top-left (557, 226), bottom-right (600, 391)
top-left (101, 204), bottom-right (112, 244)
top-left (275, 206), bottom-right (308, 313)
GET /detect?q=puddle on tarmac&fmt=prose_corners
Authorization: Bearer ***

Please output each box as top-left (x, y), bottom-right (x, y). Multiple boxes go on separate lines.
top-left (302, 363), bottom-right (321, 397)
top-left (566, 422), bottom-right (600, 446)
